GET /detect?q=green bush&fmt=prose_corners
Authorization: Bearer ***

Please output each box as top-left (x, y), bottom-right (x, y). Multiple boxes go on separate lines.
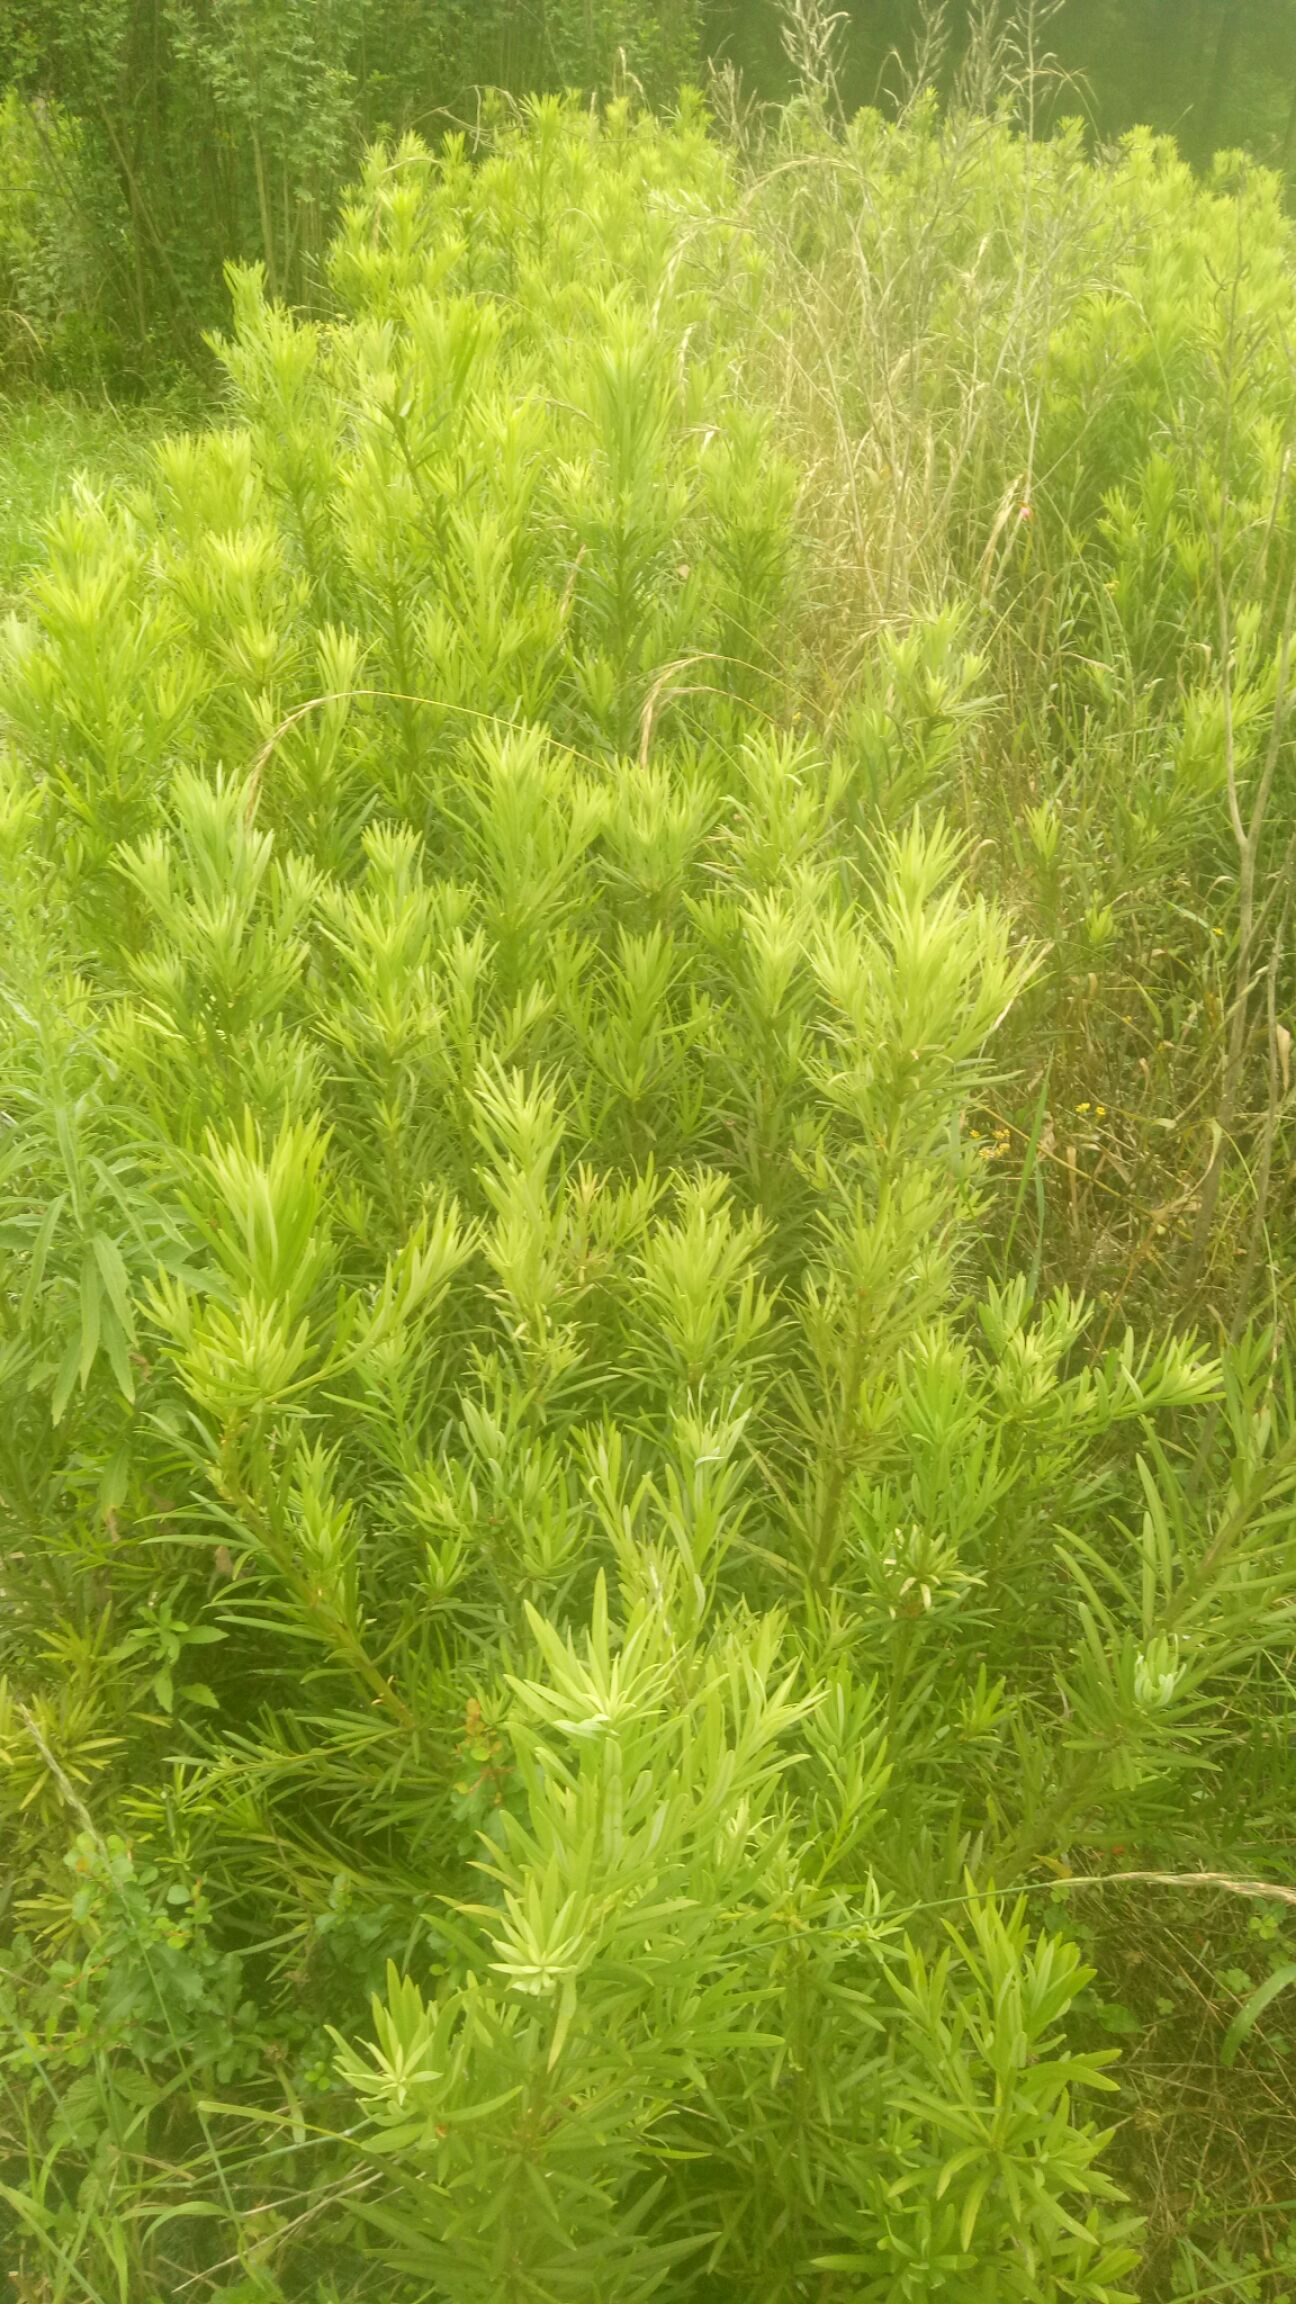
top-left (0, 90), bottom-right (123, 385)
top-left (1, 92), bottom-right (1295, 2302)
top-left (732, 96), bottom-right (1296, 1333)
top-left (0, 0), bottom-right (704, 379)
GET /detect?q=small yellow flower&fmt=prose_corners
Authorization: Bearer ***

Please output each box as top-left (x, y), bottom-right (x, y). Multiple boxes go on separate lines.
top-left (1075, 1101), bottom-right (1091, 1115)
top-left (1095, 1104), bottom-right (1107, 1119)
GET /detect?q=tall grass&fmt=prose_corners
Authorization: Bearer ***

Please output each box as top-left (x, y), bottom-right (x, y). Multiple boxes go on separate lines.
top-left (733, 77), bottom-right (1296, 1339)
top-left (0, 396), bottom-right (185, 605)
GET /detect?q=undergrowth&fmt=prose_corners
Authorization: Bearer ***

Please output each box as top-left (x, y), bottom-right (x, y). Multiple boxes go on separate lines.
top-left (0, 78), bottom-right (1294, 2304)
top-left (0, 396), bottom-right (192, 608)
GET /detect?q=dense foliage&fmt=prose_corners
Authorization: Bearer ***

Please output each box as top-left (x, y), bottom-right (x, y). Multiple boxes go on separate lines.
top-left (7, 1), bottom-right (1296, 380)
top-left (712, 0), bottom-right (1296, 170)
top-left (0, 0), bottom-right (703, 379)
top-left (2, 72), bottom-right (1296, 2304)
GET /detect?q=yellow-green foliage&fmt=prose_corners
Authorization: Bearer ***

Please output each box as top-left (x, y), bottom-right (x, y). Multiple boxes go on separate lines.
top-left (740, 113), bottom-right (1296, 1324)
top-left (0, 94), bottom-right (1294, 2304)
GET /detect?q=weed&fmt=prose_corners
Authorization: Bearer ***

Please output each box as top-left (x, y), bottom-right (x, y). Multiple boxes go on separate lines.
top-left (0, 82), bottom-right (1293, 2304)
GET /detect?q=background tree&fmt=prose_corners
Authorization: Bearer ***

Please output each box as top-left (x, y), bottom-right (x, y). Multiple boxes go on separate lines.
top-left (0, 0), bottom-right (703, 378)
top-left (703, 0), bottom-right (1296, 173)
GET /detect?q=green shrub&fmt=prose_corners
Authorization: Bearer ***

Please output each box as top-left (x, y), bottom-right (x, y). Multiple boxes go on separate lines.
top-left (0, 90), bottom-right (123, 385)
top-left (0, 92), bottom-right (1294, 2303)
top-left (0, 0), bottom-right (705, 378)
top-left (731, 96), bottom-right (1296, 1334)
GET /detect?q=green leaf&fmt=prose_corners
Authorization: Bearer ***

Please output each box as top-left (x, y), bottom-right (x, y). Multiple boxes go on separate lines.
top-left (100, 1299), bottom-right (137, 1402)
top-left (17, 1193), bottom-right (65, 1327)
top-left (50, 1323), bottom-right (81, 1425)
top-left (77, 1248), bottom-right (101, 1387)
top-left (93, 1229), bottom-right (138, 1342)
top-left (1221, 1963), bottom-right (1296, 2069)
